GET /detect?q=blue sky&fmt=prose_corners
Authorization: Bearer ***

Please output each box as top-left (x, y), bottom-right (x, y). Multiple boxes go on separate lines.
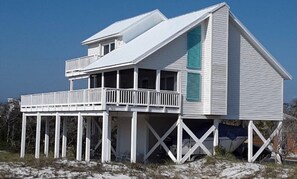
top-left (0, 0), bottom-right (296, 103)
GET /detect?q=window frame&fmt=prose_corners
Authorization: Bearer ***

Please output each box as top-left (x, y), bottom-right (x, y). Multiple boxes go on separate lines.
top-left (102, 41), bottom-right (116, 55)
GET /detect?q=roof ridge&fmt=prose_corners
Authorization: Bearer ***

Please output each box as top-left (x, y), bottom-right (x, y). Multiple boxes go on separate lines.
top-left (111, 9), bottom-right (157, 25)
top-left (168, 2), bottom-right (226, 21)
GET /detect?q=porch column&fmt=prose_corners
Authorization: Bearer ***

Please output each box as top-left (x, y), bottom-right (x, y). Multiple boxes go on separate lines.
top-left (44, 118), bottom-right (49, 157)
top-left (116, 70), bottom-right (120, 104)
top-left (213, 119), bottom-right (220, 155)
top-left (134, 67), bottom-right (138, 90)
top-left (76, 113), bottom-right (83, 161)
top-left (35, 113), bottom-right (41, 158)
top-left (20, 113), bottom-right (27, 158)
top-left (85, 117), bottom-right (91, 162)
top-left (54, 113), bottom-right (61, 158)
top-left (131, 111), bottom-right (137, 163)
top-left (156, 70), bottom-right (161, 92)
top-left (88, 76), bottom-right (91, 89)
top-left (248, 120), bottom-right (253, 162)
top-left (70, 79), bottom-right (74, 91)
top-left (101, 72), bottom-right (105, 88)
top-left (177, 71), bottom-right (181, 92)
top-left (102, 111), bottom-right (110, 163)
top-left (62, 118), bottom-right (67, 158)
top-left (176, 115), bottom-right (183, 164)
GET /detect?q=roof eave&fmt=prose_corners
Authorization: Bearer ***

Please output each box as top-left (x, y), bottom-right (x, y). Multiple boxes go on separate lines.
top-left (229, 12), bottom-right (292, 80)
top-left (81, 33), bottom-right (121, 45)
top-left (83, 62), bottom-right (135, 73)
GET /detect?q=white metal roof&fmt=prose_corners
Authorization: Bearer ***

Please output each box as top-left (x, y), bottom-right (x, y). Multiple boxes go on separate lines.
top-left (82, 10), bottom-right (165, 45)
top-left (83, 3), bottom-right (224, 71)
top-left (83, 2), bottom-right (291, 80)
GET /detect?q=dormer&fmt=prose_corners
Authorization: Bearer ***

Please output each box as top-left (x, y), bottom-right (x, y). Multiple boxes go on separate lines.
top-left (82, 9), bottom-right (167, 57)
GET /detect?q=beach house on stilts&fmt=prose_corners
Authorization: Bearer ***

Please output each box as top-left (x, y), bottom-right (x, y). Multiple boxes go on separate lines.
top-left (20, 2), bottom-right (291, 164)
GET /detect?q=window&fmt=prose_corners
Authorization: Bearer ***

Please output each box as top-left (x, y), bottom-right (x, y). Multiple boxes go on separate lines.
top-left (186, 72), bottom-right (200, 102)
top-left (186, 26), bottom-right (202, 102)
top-left (187, 26), bottom-right (201, 69)
top-left (160, 71), bottom-right (177, 91)
top-left (103, 42), bottom-right (115, 55)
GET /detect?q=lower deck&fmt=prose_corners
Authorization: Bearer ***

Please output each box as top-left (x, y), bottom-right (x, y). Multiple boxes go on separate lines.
top-left (20, 110), bottom-right (283, 164)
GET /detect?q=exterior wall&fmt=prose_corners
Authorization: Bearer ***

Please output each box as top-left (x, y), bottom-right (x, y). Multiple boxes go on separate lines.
top-left (87, 38), bottom-right (124, 56)
top-left (138, 7), bottom-right (230, 117)
top-left (209, 6), bottom-right (229, 115)
top-left (201, 18), bottom-right (212, 114)
top-left (87, 43), bottom-right (101, 56)
top-left (137, 32), bottom-right (204, 116)
top-left (227, 19), bottom-right (283, 120)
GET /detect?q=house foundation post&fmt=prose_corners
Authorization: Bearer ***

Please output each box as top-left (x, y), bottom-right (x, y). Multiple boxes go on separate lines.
top-left (62, 118), bottom-right (67, 158)
top-left (35, 113), bottom-right (41, 159)
top-left (131, 111), bottom-right (138, 163)
top-left (101, 111), bottom-right (110, 163)
top-left (248, 120), bottom-right (253, 162)
top-left (176, 115), bottom-right (183, 164)
top-left (85, 117), bottom-right (91, 162)
top-left (213, 119), bottom-right (220, 155)
top-left (76, 113), bottom-right (83, 161)
top-left (107, 115), bottom-right (112, 161)
top-left (20, 113), bottom-right (27, 158)
top-left (54, 113), bottom-right (61, 158)
top-left (44, 118), bottom-right (49, 157)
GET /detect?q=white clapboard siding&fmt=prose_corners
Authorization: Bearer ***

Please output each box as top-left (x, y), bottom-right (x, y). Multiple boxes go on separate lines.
top-left (201, 18), bottom-right (212, 114)
top-left (227, 19), bottom-right (283, 121)
top-left (137, 30), bottom-right (204, 116)
top-left (88, 43), bottom-right (101, 56)
top-left (209, 5), bottom-right (229, 115)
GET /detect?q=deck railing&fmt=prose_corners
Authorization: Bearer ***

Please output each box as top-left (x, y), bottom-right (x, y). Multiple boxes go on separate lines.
top-left (65, 55), bottom-right (100, 73)
top-left (21, 88), bottom-right (102, 107)
top-left (21, 88), bottom-right (180, 110)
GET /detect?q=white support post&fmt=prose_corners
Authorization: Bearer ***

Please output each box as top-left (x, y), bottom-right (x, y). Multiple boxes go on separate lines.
top-left (44, 118), bottom-right (49, 157)
top-left (76, 113), bottom-right (83, 161)
top-left (62, 118), bottom-right (67, 158)
top-left (107, 115), bottom-right (112, 161)
top-left (54, 113), bottom-right (61, 158)
top-left (213, 119), bottom-right (219, 155)
top-left (88, 76), bottom-right (91, 89)
top-left (101, 111), bottom-right (110, 163)
top-left (248, 120), bottom-right (253, 163)
top-left (176, 115), bottom-right (183, 164)
top-left (116, 70), bottom-right (120, 104)
top-left (85, 117), bottom-right (91, 162)
top-left (35, 113), bottom-right (41, 159)
top-left (177, 71), bottom-right (181, 93)
top-left (131, 112), bottom-right (138, 163)
top-left (134, 67), bottom-right (138, 90)
top-left (70, 79), bottom-right (74, 91)
top-left (101, 72), bottom-right (105, 88)
top-left (156, 70), bottom-right (161, 92)
top-left (20, 113), bottom-right (27, 158)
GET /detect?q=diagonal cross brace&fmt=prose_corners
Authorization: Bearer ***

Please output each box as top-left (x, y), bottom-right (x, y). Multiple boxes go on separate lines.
top-left (181, 122), bottom-right (215, 164)
top-left (144, 120), bottom-right (177, 162)
top-left (93, 119), bottom-right (116, 156)
top-left (251, 122), bottom-right (282, 162)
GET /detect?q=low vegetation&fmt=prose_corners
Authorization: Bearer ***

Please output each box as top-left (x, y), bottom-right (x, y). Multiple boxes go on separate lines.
top-left (0, 151), bottom-right (297, 178)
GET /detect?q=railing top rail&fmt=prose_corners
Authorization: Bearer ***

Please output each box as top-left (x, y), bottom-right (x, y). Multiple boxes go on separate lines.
top-left (21, 88), bottom-right (102, 97)
top-left (65, 55), bottom-right (98, 62)
top-left (104, 88), bottom-right (179, 94)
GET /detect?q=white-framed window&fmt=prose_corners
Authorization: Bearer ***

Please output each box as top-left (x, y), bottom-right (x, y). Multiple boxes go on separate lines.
top-left (102, 42), bottom-right (115, 55)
